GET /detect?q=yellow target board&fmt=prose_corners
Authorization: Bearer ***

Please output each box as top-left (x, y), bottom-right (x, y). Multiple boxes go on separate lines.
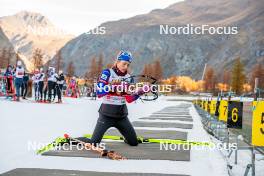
top-left (252, 101), bottom-right (264, 146)
top-left (198, 100), bottom-right (202, 107)
top-left (210, 100), bottom-right (217, 115)
top-left (202, 101), bottom-right (205, 109)
top-left (207, 101), bottom-right (211, 113)
top-left (219, 100), bottom-right (228, 122)
top-left (204, 101), bottom-right (208, 111)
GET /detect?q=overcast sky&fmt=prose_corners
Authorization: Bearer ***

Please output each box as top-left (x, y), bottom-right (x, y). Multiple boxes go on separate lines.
top-left (0, 0), bottom-right (182, 35)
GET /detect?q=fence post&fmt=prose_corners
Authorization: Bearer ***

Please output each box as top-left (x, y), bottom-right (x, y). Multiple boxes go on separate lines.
top-left (235, 136), bottom-right (238, 164)
top-left (250, 77), bottom-right (258, 176)
top-left (254, 78), bottom-right (259, 101)
top-left (252, 147), bottom-right (255, 176)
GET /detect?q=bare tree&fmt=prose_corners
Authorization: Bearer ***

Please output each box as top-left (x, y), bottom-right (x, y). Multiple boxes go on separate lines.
top-left (250, 63), bottom-right (264, 90)
top-left (106, 63), bottom-right (113, 69)
top-left (85, 57), bottom-right (97, 80)
top-left (32, 48), bottom-right (44, 70)
top-left (231, 57), bottom-right (246, 95)
top-left (0, 48), bottom-right (7, 68)
top-left (96, 54), bottom-right (104, 77)
top-left (54, 50), bottom-right (64, 72)
top-left (152, 59), bottom-right (163, 81)
top-left (66, 61), bottom-right (75, 77)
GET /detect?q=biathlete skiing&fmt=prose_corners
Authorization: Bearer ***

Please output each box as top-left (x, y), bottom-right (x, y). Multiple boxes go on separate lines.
top-left (76, 51), bottom-right (150, 146)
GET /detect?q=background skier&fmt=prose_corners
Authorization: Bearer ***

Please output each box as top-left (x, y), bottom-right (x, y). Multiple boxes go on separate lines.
top-left (47, 67), bottom-right (57, 102)
top-left (14, 61), bottom-right (25, 101)
top-left (55, 70), bottom-right (65, 103)
top-left (21, 72), bottom-right (29, 99)
top-left (32, 69), bottom-right (40, 101)
top-left (4, 65), bottom-right (14, 95)
top-left (38, 68), bottom-right (45, 102)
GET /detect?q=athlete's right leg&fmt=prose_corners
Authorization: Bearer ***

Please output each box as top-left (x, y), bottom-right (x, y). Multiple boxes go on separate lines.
top-left (91, 114), bottom-right (115, 145)
top-left (76, 114), bottom-right (114, 145)
top-left (115, 117), bottom-right (138, 146)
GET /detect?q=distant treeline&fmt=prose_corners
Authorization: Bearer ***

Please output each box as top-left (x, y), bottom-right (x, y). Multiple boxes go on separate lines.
top-left (1, 48), bottom-right (263, 95)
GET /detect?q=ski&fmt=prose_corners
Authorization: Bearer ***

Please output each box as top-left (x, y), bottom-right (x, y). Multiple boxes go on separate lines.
top-left (64, 134), bottom-right (126, 160)
top-left (83, 134), bottom-right (213, 146)
top-left (36, 137), bottom-right (68, 154)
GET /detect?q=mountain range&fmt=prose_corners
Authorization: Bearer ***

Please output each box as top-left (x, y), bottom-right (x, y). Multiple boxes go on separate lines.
top-left (54, 0), bottom-right (264, 79)
top-left (0, 11), bottom-right (73, 71)
top-left (0, 27), bottom-right (17, 66)
top-left (0, 0), bottom-right (263, 79)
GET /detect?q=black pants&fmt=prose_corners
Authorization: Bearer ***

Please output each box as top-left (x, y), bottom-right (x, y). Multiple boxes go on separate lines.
top-left (56, 84), bottom-right (63, 100)
top-left (21, 82), bottom-right (28, 98)
top-left (48, 81), bottom-right (55, 101)
top-left (54, 83), bottom-right (57, 99)
top-left (44, 86), bottom-right (48, 100)
top-left (77, 114), bottom-right (138, 146)
top-left (34, 83), bottom-right (39, 99)
top-left (38, 81), bottom-right (44, 100)
top-left (6, 77), bottom-right (12, 93)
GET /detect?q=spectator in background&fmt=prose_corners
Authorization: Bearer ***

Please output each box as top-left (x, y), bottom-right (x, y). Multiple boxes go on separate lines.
top-left (43, 76), bottom-right (48, 102)
top-left (4, 65), bottom-right (14, 94)
top-left (14, 61), bottom-right (25, 101)
top-left (38, 68), bottom-right (45, 102)
top-left (32, 69), bottom-right (40, 101)
top-left (22, 72), bottom-right (29, 99)
top-left (47, 67), bottom-right (57, 102)
top-left (55, 70), bottom-right (65, 103)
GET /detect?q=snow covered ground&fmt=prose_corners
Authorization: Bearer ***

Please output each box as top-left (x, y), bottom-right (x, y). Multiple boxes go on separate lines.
top-left (211, 137), bottom-right (264, 176)
top-left (0, 95), bottom-right (253, 176)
